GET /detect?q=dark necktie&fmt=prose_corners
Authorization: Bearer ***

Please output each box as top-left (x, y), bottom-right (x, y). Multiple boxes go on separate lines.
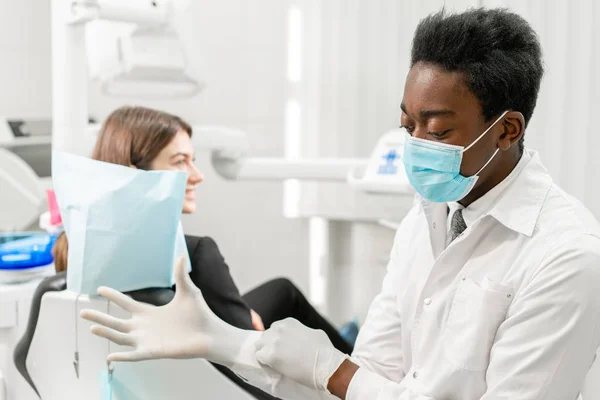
top-left (450, 209), bottom-right (467, 242)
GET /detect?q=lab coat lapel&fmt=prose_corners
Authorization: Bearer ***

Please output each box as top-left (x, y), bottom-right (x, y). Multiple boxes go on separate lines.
top-left (421, 199), bottom-right (448, 259)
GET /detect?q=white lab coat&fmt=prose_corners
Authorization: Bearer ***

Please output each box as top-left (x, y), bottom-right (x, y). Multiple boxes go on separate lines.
top-left (241, 150), bottom-right (600, 400)
top-left (348, 150), bottom-right (600, 399)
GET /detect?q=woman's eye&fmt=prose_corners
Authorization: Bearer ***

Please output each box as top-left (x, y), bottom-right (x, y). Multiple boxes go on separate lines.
top-left (174, 160), bottom-right (186, 166)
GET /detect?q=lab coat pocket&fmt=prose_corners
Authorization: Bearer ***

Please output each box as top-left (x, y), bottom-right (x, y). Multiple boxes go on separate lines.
top-left (444, 277), bottom-right (513, 371)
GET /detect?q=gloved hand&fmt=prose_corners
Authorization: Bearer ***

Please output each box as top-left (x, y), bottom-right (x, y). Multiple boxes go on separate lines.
top-left (80, 255), bottom-right (261, 369)
top-left (255, 318), bottom-right (349, 392)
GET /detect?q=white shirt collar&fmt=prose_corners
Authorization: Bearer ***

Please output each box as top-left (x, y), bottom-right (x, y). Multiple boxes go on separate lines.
top-left (451, 150), bottom-right (532, 228)
top-left (486, 149), bottom-right (553, 236)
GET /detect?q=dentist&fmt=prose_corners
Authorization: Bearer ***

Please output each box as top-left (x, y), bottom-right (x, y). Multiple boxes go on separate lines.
top-left (82, 8), bottom-right (600, 400)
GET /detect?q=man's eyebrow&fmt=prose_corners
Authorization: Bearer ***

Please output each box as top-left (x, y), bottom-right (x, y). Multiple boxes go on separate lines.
top-left (401, 103), bottom-right (456, 119)
top-left (419, 109), bottom-right (455, 119)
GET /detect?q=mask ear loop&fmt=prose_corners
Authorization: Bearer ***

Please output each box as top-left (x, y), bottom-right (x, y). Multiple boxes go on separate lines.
top-left (474, 148), bottom-right (500, 176)
top-left (463, 110), bottom-right (509, 153)
top-left (463, 111), bottom-right (509, 177)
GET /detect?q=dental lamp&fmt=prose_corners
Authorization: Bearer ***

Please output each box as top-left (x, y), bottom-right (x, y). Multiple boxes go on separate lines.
top-left (52, 0), bottom-right (202, 155)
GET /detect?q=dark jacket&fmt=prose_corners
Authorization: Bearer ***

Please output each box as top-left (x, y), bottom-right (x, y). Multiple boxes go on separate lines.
top-left (184, 235), bottom-right (254, 328)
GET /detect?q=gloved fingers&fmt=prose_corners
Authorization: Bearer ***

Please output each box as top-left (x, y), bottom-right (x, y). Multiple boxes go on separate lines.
top-left (255, 336), bottom-right (264, 351)
top-left (270, 317), bottom-right (300, 330)
top-left (107, 351), bottom-right (148, 362)
top-left (97, 286), bottom-right (144, 313)
top-left (268, 318), bottom-right (286, 329)
top-left (255, 326), bottom-right (276, 351)
top-left (173, 253), bottom-right (200, 296)
top-left (90, 324), bottom-right (135, 347)
top-left (271, 318), bottom-right (329, 343)
top-left (255, 346), bottom-right (272, 366)
top-left (80, 309), bottom-right (130, 333)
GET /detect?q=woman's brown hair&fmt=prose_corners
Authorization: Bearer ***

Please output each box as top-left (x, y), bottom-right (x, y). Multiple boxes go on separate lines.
top-left (53, 106), bottom-right (192, 273)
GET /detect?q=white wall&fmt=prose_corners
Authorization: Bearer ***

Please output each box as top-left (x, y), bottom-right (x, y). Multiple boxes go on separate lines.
top-left (0, 0), bottom-right (51, 118)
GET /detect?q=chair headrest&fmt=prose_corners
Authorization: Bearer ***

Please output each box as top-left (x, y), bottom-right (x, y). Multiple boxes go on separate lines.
top-left (127, 286), bottom-right (175, 306)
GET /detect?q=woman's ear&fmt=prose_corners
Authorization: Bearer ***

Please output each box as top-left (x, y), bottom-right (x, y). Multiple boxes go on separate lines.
top-left (498, 111), bottom-right (525, 151)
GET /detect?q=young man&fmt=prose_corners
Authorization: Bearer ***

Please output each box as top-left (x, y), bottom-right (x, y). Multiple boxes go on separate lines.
top-left (83, 8), bottom-right (600, 400)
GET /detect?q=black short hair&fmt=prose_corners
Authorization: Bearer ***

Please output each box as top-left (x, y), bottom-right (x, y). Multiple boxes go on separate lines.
top-left (411, 8), bottom-right (544, 153)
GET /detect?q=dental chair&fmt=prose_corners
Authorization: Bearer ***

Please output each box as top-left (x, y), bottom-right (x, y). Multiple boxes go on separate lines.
top-left (13, 273), bottom-right (259, 400)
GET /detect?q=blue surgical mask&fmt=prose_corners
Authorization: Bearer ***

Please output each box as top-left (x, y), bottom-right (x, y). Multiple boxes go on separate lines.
top-left (402, 111), bottom-right (508, 203)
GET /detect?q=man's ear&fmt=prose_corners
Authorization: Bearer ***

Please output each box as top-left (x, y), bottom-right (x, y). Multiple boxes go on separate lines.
top-left (498, 111), bottom-right (525, 151)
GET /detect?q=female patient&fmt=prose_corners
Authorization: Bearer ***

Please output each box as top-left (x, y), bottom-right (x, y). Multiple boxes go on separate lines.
top-left (52, 106), bottom-right (352, 399)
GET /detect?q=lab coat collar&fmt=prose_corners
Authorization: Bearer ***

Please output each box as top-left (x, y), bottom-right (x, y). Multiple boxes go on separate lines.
top-left (417, 149), bottom-right (553, 239)
top-left (485, 149), bottom-right (553, 237)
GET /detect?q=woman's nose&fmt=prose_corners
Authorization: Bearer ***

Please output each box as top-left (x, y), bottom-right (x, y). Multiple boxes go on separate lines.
top-left (188, 163), bottom-right (204, 184)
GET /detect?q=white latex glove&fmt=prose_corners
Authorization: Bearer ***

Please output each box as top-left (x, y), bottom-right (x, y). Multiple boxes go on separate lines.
top-left (255, 318), bottom-right (349, 392)
top-left (80, 255), bottom-right (261, 371)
